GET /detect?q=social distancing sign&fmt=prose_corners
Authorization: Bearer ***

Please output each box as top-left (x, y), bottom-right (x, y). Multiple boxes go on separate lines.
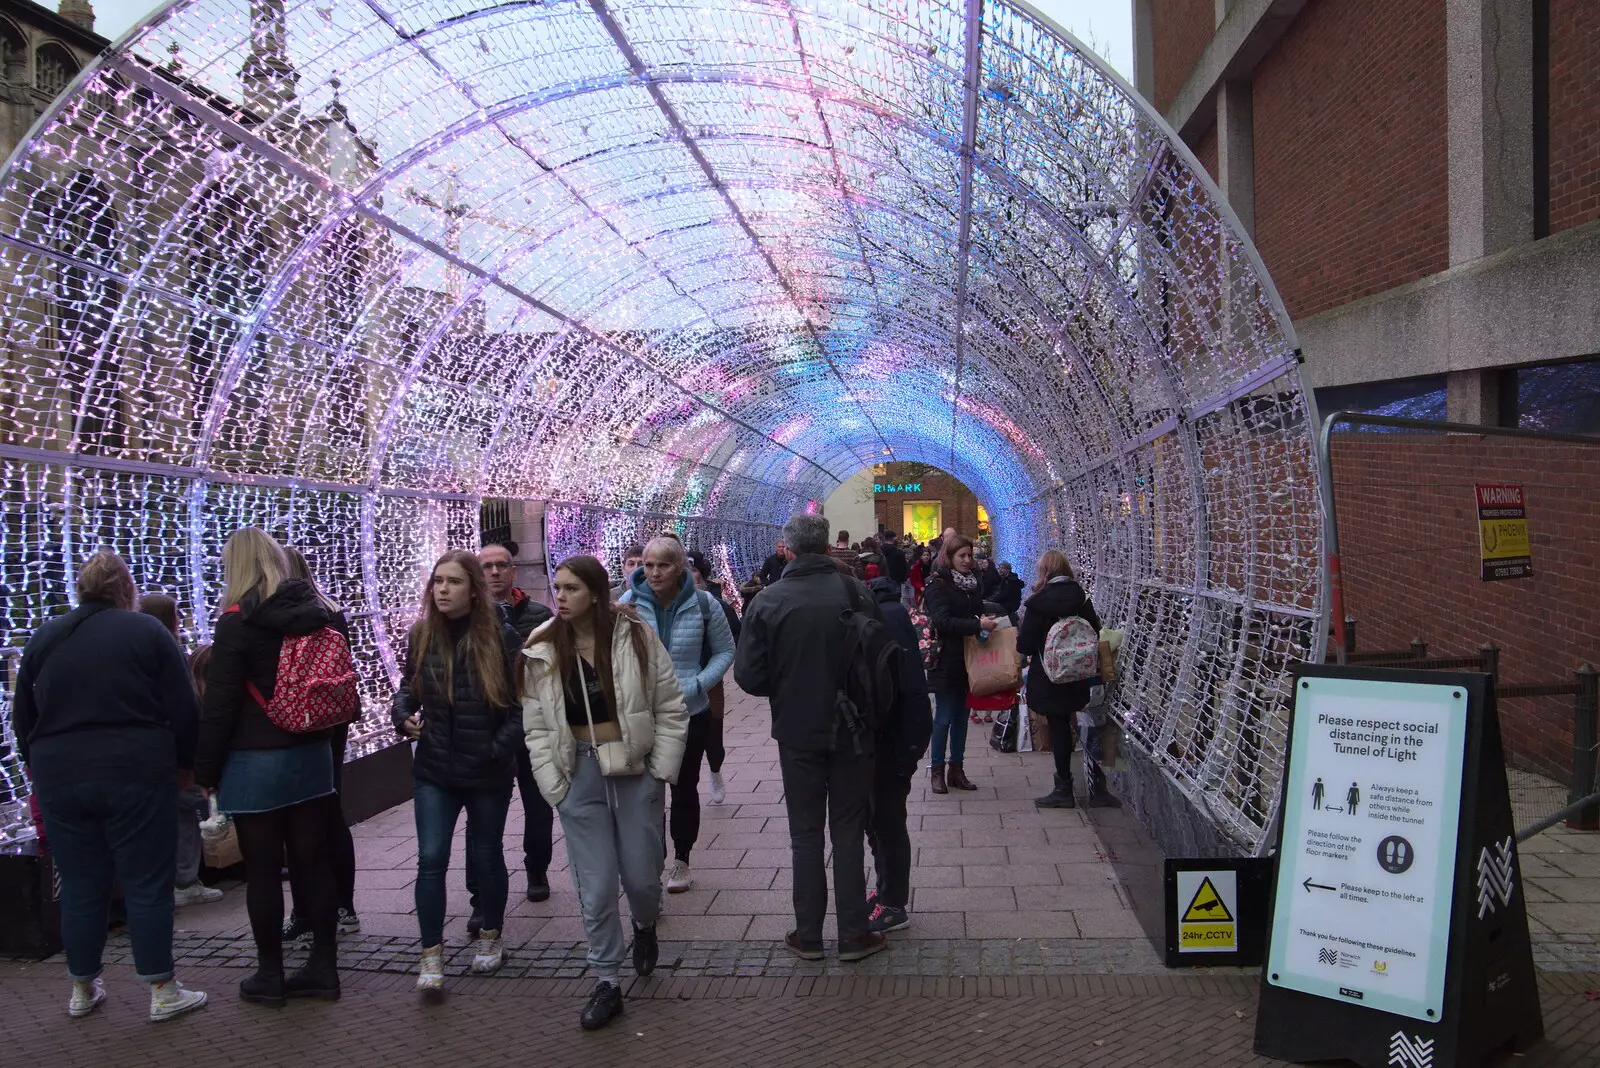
top-left (1177, 870), bottom-right (1237, 952)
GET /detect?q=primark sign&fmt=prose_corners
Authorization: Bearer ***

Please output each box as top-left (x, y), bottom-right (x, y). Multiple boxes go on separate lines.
top-left (873, 482), bottom-right (923, 493)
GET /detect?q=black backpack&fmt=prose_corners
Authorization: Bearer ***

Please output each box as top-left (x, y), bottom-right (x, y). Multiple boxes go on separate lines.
top-left (834, 573), bottom-right (901, 756)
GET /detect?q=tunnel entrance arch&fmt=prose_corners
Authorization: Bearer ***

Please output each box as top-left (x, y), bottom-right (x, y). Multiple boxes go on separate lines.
top-left (0, 0), bottom-right (1324, 854)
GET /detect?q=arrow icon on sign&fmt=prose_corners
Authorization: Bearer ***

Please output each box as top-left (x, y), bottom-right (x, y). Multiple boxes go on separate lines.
top-left (1303, 877), bottom-right (1336, 893)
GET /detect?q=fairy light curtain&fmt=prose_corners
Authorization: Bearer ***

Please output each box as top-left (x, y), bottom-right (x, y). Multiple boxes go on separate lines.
top-left (0, 0), bottom-right (1323, 854)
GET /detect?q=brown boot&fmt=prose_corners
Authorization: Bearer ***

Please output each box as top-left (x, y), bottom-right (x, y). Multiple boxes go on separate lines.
top-left (947, 763), bottom-right (978, 791)
top-left (929, 766), bottom-right (948, 795)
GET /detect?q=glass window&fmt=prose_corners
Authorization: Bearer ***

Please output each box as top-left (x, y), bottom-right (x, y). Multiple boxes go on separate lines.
top-left (1514, 358), bottom-right (1600, 434)
top-left (1316, 375), bottom-right (1446, 430)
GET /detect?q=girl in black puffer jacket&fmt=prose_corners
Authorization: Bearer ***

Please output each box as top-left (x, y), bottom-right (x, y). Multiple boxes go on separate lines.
top-left (922, 535), bottom-right (999, 794)
top-left (391, 549), bottom-right (522, 992)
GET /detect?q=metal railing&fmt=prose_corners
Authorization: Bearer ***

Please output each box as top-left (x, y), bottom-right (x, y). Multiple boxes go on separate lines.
top-left (1326, 624), bottom-right (1599, 838)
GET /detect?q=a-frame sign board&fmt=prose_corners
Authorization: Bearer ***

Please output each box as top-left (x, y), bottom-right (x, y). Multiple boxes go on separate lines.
top-left (1254, 666), bottom-right (1542, 1067)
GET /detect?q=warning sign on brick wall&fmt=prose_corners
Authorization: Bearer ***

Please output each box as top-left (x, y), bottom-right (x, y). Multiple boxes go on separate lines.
top-left (1475, 484), bottom-right (1532, 582)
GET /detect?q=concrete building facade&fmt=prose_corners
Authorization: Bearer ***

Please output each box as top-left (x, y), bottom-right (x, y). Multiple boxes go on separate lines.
top-left (1137, 0), bottom-right (1600, 424)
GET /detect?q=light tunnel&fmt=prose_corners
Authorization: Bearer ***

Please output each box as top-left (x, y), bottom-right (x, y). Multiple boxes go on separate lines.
top-left (0, 0), bottom-right (1324, 854)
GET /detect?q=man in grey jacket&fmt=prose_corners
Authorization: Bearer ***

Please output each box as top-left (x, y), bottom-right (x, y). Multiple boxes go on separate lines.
top-left (735, 513), bottom-right (887, 962)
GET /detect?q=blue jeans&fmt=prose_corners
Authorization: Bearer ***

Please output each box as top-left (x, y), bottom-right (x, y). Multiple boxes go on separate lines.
top-left (929, 688), bottom-right (969, 767)
top-left (413, 779), bottom-right (511, 948)
top-left (34, 778), bottom-right (177, 982)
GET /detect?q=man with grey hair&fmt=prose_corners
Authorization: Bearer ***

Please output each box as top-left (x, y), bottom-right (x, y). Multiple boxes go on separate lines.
top-left (735, 513), bottom-right (888, 962)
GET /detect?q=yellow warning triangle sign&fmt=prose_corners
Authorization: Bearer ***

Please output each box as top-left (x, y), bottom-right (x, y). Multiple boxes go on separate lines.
top-left (1182, 877), bottom-right (1233, 923)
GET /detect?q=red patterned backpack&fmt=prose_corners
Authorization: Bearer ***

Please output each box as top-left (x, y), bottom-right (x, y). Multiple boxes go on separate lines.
top-left (225, 605), bottom-right (360, 732)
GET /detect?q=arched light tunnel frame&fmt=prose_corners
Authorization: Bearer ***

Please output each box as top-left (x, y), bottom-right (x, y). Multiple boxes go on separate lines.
top-left (0, 0), bottom-right (1326, 855)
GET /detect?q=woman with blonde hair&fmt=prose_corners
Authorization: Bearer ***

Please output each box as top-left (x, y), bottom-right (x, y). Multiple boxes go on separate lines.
top-left (10, 551), bottom-right (208, 1021)
top-left (197, 527), bottom-right (354, 1006)
top-left (1015, 551), bottom-right (1111, 808)
top-left (523, 555), bottom-right (687, 1030)
top-left (391, 549), bottom-right (523, 992)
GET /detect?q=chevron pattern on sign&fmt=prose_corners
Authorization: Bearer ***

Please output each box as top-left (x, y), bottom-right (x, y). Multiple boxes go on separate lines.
top-left (1388, 1031), bottom-right (1436, 1067)
top-left (1476, 835), bottom-right (1517, 919)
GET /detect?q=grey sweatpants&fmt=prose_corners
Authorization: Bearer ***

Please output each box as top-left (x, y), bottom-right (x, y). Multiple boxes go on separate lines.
top-left (557, 744), bottom-right (667, 980)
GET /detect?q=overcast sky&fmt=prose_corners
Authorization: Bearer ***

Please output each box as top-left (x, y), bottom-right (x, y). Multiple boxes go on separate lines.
top-left (91, 0), bottom-right (1132, 76)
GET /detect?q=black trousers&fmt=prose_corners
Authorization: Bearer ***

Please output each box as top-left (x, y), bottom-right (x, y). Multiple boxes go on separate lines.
top-left (1043, 710), bottom-right (1079, 789)
top-left (468, 746), bottom-right (553, 904)
top-left (866, 767), bottom-right (913, 909)
top-left (778, 738), bottom-right (873, 944)
top-left (236, 795), bottom-right (338, 971)
top-left (670, 712), bottom-right (711, 861)
top-left (705, 682), bottom-right (727, 774)
top-left (288, 729), bottom-right (357, 915)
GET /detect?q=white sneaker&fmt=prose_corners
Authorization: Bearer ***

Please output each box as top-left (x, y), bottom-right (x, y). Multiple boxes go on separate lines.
top-left (148, 979), bottom-right (207, 1022)
top-left (471, 930), bottom-right (505, 974)
top-left (173, 884), bottom-right (223, 907)
top-left (707, 771), bottom-right (726, 806)
top-left (667, 859), bottom-right (692, 894)
top-left (417, 946), bottom-right (445, 991)
top-left (68, 977), bottom-right (105, 1018)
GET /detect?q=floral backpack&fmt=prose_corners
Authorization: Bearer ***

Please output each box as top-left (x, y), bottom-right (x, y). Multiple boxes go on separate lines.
top-left (225, 605), bottom-right (359, 732)
top-left (1042, 615), bottom-right (1100, 684)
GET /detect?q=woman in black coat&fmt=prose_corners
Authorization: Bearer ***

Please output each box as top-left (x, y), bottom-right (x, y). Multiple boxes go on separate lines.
top-left (391, 549), bottom-right (523, 992)
top-left (1015, 551), bottom-right (1110, 809)
top-left (922, 535), bottom-right (999, 794)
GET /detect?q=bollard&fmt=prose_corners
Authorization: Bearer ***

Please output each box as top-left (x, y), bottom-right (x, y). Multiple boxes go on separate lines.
top-left (1410, 637), bottom-right (1428, 661)
top-left (1345, 617), bottom-right (1357, 660)
top-left (1479, 641), bottom-right (1499, 682)
top-left (1569, 664), bottom-right (1599, 831)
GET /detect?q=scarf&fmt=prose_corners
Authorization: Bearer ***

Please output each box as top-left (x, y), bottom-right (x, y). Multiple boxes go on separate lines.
top-left (950, 569), bottom-right (979, 592)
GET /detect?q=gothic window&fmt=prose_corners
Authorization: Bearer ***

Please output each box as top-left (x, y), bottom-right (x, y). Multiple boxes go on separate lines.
top-left (35, 43), bottom-right (77, 96)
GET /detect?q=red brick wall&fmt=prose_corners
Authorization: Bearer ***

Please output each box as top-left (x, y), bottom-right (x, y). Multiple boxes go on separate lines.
top-left (1549, 0), bottom-right (1600, 234)
top-left (1251, 0), bottom-right (1449, 319)
top-left (1331, 435), bottom-right (1600, 782)
top-left (1193, 123), bottom-right (1218, 181)
top-left (1151, 0), bottom-right (1216, 113)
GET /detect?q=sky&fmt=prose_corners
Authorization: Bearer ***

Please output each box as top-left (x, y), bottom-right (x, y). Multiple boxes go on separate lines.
top-left (90, 0), bottom-right (1133, 78)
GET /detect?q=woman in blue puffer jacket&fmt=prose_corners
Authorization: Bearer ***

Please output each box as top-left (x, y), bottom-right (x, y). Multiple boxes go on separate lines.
top-left (619, 535), bottom-right (735, 894)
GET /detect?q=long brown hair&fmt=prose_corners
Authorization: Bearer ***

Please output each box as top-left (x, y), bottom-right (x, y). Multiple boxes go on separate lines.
top-left (934, 534), bottom-right (975, 572)
top-left (1033, 550), bottom-right (1076, 593)
top-left (411, 549), bottom-right (513, 708)
top-left (528, 555), bottom-right (650, 714)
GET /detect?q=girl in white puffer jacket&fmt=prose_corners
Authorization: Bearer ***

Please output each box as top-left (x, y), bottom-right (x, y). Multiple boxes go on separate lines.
top-left (521, 555), bottom-right (687, 1032)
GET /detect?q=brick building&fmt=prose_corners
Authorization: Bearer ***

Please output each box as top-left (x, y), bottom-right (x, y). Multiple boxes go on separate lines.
top-left (869, 463), bottom-right (986, 549)
top-left (1136, 1), bottom-right (1600, 783)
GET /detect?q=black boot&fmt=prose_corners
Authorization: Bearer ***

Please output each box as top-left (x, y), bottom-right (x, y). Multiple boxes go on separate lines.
top-left (526, 872), bottom-right (551, 903)
top-left (239, 968), bottom-right (286, 1007)
top-left (1035, 774), bottom-right (1077, 809)
top-left (286, 942), bottom-right (341, 1000)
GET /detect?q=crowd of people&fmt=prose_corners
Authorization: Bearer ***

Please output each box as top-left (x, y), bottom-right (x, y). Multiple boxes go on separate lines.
top-left (9, 513), bottom-right (1119, 1033)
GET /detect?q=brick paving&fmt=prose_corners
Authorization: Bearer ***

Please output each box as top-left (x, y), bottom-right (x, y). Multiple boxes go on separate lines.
top-left (3, 961), bottom-right (1596, 1067)
top-left (7, 683), bottom-right (1600, 1063)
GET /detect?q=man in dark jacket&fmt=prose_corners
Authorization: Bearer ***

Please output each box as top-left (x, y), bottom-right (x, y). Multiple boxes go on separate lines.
top-left (475, 542), bottom-right (556, 920)
top-left (758, 537), bottom-right (788, 588)
top-left (865, 577), bottom-right (931, 935)
top-left (735, 514), bottom-right (887, 962)
top-left (879, 532), bottom-right (909, 586)
top-left (994, 562), bottom-right (1025, 618)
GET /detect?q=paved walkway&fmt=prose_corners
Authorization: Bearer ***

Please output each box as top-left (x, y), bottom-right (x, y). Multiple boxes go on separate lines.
top-left (5, 683), bottom-right (1599, 1064)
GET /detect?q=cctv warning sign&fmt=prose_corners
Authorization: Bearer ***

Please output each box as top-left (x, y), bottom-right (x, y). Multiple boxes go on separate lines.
top-left (1177, 870), bottom-right (1237, 953)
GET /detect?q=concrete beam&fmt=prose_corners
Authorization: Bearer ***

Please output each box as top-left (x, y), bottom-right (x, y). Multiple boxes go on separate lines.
top-left (1297, 220), bottom-right (1600, 390)
top-left (1215, 79), bottom-right (1255, 235)
top-left (1162, 0), bottom-right (1310, 143)
top-left (1446, 0), bottom-right (1535, 264)
top-left (1132, 0), bottom-right (1156, 102)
